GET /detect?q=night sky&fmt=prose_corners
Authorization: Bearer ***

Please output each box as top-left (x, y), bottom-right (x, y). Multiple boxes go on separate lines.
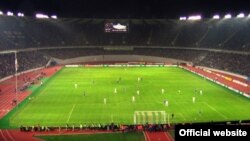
top-left (0, 0), bottom-right (249, 18)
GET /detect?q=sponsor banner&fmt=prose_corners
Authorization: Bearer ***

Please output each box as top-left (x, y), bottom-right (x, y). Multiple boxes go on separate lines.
top-left (65, 65), bottom-right (81, 67)
top-left (232, 80), bottom-right (248, 87)
top-left (243, 93), bottom-right (250, 98)
top-left (82, 64), bottom-right (178, 67)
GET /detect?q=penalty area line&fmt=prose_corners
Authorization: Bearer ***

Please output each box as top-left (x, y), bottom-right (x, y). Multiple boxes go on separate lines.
top-left (204, 102), bottom-right (228, 119)
top-left (67, 104), bottom-right (76, 123)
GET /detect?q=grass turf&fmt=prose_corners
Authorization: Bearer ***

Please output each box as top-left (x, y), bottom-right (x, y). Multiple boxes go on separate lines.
top-left (36, 132), bottom-right (145, 141)
top-left (1, 66), bottom-right (250, 128)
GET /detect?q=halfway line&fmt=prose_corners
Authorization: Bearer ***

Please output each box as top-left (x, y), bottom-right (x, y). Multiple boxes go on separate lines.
top-left (67, 104), bottom-right (76, 123)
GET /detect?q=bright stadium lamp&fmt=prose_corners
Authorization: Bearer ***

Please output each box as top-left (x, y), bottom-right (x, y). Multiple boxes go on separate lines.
top-left (51, 15), bottom-right (57, 19)
top-left (36, 13), bottom-right (49, 19)
top-left (0, 11), bottom-right (3, 15)
top-left (224, 14), bottom-right (232, 19)
top-left (213, 15), bottom-right (220, 19)
top-left (237, 13), bottom-right (245, 18)
top-left (17, 12), bottom-right (24, 17)
top-left (188, 15), bottom-right (202, 21)
top-left (7, 11), bottom-right (14, 16)
top-left (179, 16), bottom-right (187, 20)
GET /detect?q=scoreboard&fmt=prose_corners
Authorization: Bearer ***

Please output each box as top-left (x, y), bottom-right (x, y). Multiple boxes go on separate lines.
top-left (104, 22), bottom-right (129, 33)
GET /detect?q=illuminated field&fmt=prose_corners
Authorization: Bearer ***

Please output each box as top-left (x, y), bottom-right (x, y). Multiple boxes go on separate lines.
top-left (2, 67), bottom-right (250, 128)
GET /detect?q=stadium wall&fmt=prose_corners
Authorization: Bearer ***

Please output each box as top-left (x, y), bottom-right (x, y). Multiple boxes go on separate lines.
top-left (52, 55), bottom-right (189, 65)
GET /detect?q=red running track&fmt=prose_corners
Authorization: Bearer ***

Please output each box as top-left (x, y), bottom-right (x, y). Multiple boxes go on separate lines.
top-left (0, 66), bottom-right (62, 119)
top-left (0, 129), bottom-right (42, 141)
top-left (184, 66), bottom-right (250, 95)
top-left (209, 70), bottom-right (250, 85)
top-left (0, 129), bottom-right (119, 141)
top-left (144, 131), bottom-right (174, 141)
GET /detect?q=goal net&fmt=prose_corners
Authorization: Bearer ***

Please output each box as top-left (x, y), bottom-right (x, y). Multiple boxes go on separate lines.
top-left (134, 111), bottom-right (167, 124)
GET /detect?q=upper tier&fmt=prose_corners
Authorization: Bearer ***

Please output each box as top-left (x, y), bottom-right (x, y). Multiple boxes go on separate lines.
top-left (1, 16), bottom-right (250, 51)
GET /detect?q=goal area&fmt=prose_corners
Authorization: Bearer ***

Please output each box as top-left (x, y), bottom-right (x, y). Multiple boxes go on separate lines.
top-left (134, 111), bottom-right (167, 124)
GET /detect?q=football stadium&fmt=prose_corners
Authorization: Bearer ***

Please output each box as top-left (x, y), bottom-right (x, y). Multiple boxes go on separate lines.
top-left (0, 0), bottom-right (250, 141)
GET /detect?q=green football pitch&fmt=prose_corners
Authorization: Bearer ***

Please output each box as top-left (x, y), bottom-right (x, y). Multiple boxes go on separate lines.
top-left (2, 67), bottom-right (250, 128)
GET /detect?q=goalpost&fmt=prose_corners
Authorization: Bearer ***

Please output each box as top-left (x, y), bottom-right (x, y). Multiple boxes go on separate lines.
top-left (134, 111), bottom-right (168, 124)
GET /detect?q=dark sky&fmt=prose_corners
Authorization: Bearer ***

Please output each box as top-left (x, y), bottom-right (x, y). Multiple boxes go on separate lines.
top-left (0, 0), bottom-right (249, 18)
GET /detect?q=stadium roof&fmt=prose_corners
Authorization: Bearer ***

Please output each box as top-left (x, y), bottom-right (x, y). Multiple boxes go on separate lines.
top-left (0, 0), bottom-right (249, 19)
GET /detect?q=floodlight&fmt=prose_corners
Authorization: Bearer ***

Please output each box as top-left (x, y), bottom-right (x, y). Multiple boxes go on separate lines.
top-left (7, 11), bottom-right (14, 16)
top-left (179, 16), bottom-right (187, 20)
top-left (36, 13), bottom-right (49, 19)
top-left (224, 14), bottom-right (232, 19)
top-left (51, 15), bottom-right (57, 19)
top-left (213, 15), bottom-right (220, 19)
top-left (0, 11), bottom-right (3, 15)
top-left (237, 13), bottom-right (245, 18)
top-left (188, 15), bottom-right (202, 21)
top-left (17, 12), bottom-right (24, 17)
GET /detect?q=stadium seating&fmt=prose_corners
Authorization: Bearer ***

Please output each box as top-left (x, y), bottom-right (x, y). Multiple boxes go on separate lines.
top-left (0, 16), bottom-right (250, 78)
top-left (0, 16), bottom-right (250, 50)
top-left (0, 51), bottom-right (49, 79)
top-left (40, 48), bottom-right (250, 76)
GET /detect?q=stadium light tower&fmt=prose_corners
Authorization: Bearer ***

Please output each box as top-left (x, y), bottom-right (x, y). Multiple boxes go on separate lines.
top-left (237, 13), bottom-right (245, 18)
top-left (179, 16), bottom-right (187, 21)
top-left (213, 15), bottom-right (220, 19)
top-left (224, 14), bottom-right (232, 19)
top-left (188, 15), bottom-right (202, 21)
top-left (7, 11), bottom-right (14, 16)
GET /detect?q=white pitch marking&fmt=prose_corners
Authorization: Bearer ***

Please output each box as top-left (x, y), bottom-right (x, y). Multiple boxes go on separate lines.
top-left (67, 104), bottom-right (76, 123)
top-left (204, 102), bottom-right (228, 119)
